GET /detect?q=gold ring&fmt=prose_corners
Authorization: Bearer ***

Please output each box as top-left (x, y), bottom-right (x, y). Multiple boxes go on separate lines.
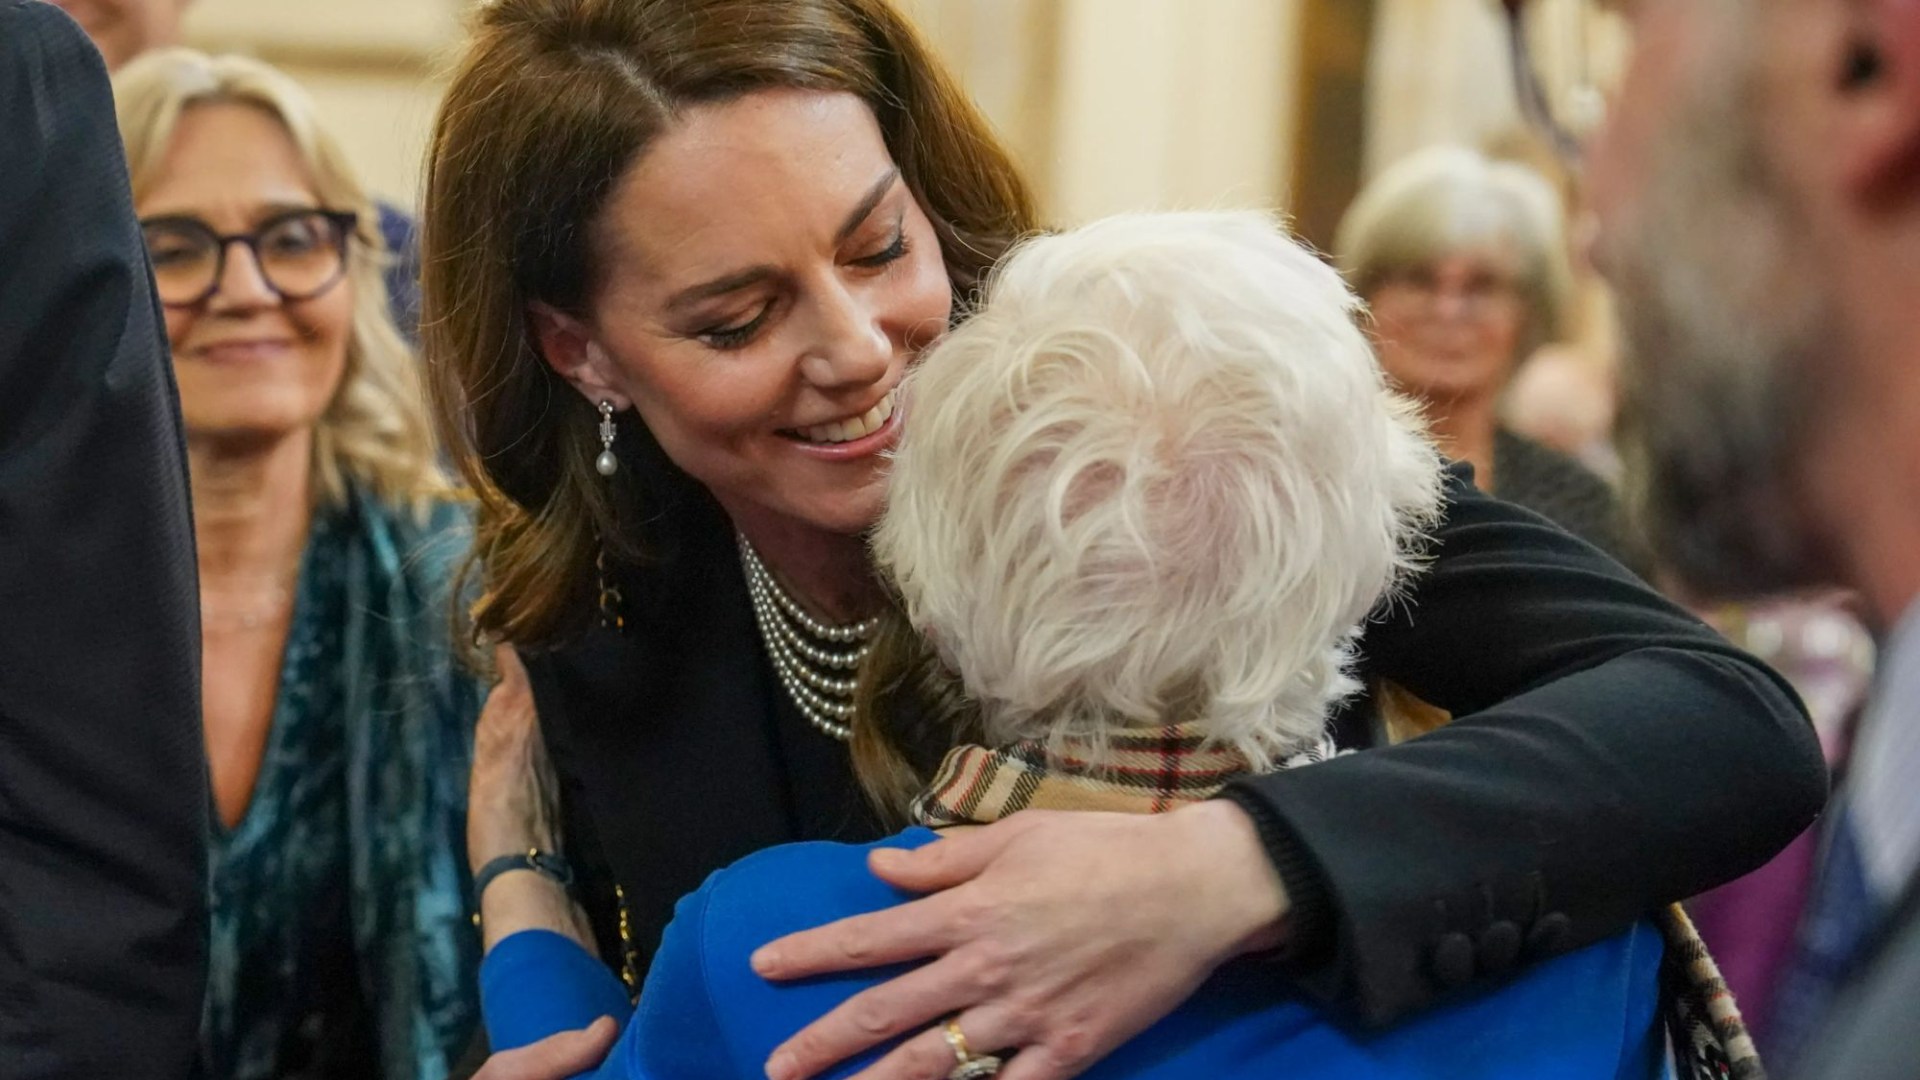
top-left (942, 1018), bottom-right (1002, 1079)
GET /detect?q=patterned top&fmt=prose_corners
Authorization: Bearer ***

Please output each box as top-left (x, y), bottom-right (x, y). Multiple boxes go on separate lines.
top-left (204, 512), bottom-right (361, 1078)
top-left (199, 494), bottom-right (485, 1080)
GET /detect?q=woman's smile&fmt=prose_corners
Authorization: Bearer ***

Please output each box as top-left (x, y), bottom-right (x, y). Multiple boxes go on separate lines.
top-left (779, 386), bottom-right (902, 459)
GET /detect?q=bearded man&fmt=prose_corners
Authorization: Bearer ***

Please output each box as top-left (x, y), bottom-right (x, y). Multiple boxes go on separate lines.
top-left (1556, 0), bottom-right (1920, 1075)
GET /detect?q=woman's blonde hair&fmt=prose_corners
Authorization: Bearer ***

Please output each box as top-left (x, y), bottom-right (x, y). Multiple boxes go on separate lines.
top-left (421, 0), bottom-right (1039, 649)
top-left (1335, 145), bottom-right (1576, 357)
top-left (112, 48), bottom-right (444, 512)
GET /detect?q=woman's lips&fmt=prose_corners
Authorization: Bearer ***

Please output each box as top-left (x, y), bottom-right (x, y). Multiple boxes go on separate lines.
top-left (192, 340), bottom-right (295, 364)
top-left (779, 391), bottom-right (904, 462)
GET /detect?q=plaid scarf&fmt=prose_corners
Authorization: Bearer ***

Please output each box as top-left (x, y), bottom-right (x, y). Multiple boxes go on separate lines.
top-left (912, 724), bottom-right (1340, 826)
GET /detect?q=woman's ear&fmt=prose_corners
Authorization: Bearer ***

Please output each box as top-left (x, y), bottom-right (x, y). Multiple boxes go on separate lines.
top-left (528, 302), bottom-right (633, 410)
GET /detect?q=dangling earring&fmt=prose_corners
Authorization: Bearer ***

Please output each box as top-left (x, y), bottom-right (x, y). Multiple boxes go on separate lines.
top-left (595, 400), bottom-right (619, 476)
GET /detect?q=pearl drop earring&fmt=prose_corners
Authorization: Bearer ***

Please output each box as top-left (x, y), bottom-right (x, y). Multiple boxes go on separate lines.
top-left (595, 400), bottom-right (619, 477)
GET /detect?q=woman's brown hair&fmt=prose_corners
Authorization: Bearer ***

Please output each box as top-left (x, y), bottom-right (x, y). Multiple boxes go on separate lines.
top-left (422, 0), bottom-right (1040, 650)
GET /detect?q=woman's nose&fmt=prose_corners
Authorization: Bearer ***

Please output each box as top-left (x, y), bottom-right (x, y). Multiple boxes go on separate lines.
top-left (798, 282), bottom-right (891, 390)
top-left (207, 242), bottom-right (279, 310)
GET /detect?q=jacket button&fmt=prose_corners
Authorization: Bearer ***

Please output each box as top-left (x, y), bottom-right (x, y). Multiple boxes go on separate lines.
top-left (1430, 932), bottom-right (1476, 988)
top-left (1526, 912), bottom-right (1572, 957)
top-left (1476, 920), bottom-right (1522, 973)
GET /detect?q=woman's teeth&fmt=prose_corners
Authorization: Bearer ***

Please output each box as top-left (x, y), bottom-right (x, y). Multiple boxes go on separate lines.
top-left (796, 390), bottom-right (896, 444)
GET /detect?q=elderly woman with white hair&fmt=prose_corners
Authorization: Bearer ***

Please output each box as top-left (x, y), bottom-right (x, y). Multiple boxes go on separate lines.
top-left (1336, 145), bottom-right (1628, 562)
top-left (112, 50), bottom-right (482, 1078)
top-left (470, 212), bottom-right (1666, 1079)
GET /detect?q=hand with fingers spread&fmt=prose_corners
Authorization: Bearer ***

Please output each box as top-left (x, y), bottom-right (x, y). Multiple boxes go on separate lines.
top-left (753, 803), bottom-right (1288, 1080)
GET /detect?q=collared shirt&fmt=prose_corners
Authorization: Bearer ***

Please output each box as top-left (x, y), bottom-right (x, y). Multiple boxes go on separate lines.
top-left (1848, 601), bottom-right (1920, 904)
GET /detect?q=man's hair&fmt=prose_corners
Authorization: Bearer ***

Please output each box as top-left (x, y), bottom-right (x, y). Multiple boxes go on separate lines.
top-left (875, 211), bottom-right (1445, 768)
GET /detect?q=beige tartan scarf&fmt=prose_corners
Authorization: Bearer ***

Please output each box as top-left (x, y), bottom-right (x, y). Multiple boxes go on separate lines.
top-left (911, 723), bottom-right (1340, 826)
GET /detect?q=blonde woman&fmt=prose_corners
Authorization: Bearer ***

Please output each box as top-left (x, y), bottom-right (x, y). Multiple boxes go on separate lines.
top-left (1336, 146), bottom-right (1628, 562)
top-left (113, 50), bottom-right (481, 1080)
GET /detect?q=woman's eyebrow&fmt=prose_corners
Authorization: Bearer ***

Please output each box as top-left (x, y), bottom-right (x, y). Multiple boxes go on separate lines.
top-left (833, 167), bottom-right (901, 245)
top-left (665, 168), bottom-right (903, 314)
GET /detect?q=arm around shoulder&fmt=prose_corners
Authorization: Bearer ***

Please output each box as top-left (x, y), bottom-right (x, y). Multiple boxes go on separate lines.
top-left (1226, 465), bottom-right (1825, 1025)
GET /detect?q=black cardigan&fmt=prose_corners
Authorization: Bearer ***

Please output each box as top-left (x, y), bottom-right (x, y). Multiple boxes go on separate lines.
top-left (524, 462), bottom-right (1825, 1026)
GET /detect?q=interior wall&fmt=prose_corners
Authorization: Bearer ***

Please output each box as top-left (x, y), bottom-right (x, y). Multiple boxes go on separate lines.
top-left (180, 0), bottom-right (1309, 225)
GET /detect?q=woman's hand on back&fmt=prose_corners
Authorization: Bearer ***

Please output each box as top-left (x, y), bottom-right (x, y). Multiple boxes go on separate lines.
top-left (473, 1018), bottom-right (619, 1080)
top-left (469, 645), bottom-right (593, 952)
top-left (751, 801), bottom-right (1289, 1080)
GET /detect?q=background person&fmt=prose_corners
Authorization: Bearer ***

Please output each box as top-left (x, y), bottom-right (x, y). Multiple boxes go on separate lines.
top-left (113, 48), bottom-right (482, 1080)
top-left (1557, 0), bottom-right (1920, 1074)
top-left (425, 2), bottom-right (1821, 1078)
top-left (1335, 145), bottom-right (1631, 564)
top-left (53, 0), bottom-right (424, 340)
top-left (0, 4), bottom-right (207, 1076)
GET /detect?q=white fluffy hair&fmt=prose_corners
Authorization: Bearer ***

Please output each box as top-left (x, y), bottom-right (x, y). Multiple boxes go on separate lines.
top-left (874, 210), bottom-right (1446, 768)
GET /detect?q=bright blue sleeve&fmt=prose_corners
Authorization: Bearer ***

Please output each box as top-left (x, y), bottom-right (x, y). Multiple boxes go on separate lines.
top-left (481, 930), bottom-right (633, 1056)
top-left (619, 875), bottom-right (736, 1077)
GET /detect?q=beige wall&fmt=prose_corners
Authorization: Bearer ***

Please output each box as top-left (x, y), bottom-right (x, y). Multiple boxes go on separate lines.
top-left (180, 0), bottom-right (1307, 222)
top-left (181, 0), bottom-right (456, 205)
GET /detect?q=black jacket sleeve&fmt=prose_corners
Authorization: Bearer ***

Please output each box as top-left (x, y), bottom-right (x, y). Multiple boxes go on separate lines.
top-left (0, 5), bottom-right (209, 1077)
top-left (1221, 463), bottom-right (1826, 1026)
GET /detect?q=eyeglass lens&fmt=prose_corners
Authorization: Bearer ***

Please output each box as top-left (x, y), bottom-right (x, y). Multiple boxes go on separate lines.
top-left (142, 211), bottom-right (351, 307)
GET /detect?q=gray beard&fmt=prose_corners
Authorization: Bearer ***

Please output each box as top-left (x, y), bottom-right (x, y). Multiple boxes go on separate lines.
top-left (1606, 48), bottom-right (1832, 601)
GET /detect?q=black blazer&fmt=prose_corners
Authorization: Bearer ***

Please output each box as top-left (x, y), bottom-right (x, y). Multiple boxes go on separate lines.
top-left (0, 6), bottom-right (209, 1077)
top-left (529, 463), bottom-right (1825, 1030)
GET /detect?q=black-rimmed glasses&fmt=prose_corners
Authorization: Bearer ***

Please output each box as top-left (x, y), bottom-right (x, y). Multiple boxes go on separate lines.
top-left (139, 208), bottom-right (358, 308)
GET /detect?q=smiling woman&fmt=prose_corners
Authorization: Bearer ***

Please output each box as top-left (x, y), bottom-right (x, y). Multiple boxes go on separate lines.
top-left (113, 48), bottom-right (483, 1080)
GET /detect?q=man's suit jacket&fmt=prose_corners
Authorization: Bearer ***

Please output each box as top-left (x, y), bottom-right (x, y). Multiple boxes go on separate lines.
top-left (1795, 879), bottom-right (1920, 1079)
top-left (0, 4), bottom-right (209, 1076)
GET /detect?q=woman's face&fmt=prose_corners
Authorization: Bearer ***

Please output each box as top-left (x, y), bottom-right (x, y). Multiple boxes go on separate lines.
top-left (1366, 249), bottom-right (1527, 407)
top-left (550, 89), bottom-right (952, 539)
top-left (140, 102), bottom-right (354, 448)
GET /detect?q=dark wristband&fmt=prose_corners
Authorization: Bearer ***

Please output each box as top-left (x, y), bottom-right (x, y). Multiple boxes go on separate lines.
top-left (474, 848), bottom-right (575, 900)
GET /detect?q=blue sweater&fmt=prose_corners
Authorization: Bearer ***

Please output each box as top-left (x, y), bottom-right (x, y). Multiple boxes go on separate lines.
top-left (484, 828), bottom-right (1666, 1079)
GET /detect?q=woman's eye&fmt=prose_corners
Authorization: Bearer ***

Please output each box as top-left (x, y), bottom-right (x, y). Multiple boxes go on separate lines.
top-left (851, 231), bottom-right (910, 269)
top-left (149, 244), bottom-right (203, 266)
top-left (265, 224), bottom-right (323, 255)
top-left (698, 302), bottom-right (774, 350)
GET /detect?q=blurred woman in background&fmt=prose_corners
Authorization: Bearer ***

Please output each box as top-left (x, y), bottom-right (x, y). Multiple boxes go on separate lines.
top-left (1337, 145), bottom-right (1630, 563)
top-left (114, 50), bottom-right (481, 1080)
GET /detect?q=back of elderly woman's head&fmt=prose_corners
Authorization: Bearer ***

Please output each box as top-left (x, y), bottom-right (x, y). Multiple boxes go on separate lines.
top-left (875, 211), bottom-right (1444, 769)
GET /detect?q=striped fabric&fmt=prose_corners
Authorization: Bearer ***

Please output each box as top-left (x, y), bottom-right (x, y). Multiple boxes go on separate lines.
top-left (912, 725), bottom-right (1340, 825)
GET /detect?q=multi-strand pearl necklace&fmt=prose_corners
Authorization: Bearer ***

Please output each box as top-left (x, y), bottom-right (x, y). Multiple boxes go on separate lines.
top-left (738, 535), bottom-right (880, 742)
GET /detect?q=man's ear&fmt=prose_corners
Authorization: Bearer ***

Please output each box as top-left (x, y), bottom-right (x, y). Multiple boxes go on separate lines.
top-left (1834, 1), bottom-right (1920, 202)
top-left (528, 302), bottom-right (633, 411)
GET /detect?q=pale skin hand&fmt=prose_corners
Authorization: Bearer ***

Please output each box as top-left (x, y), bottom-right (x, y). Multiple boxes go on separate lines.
top-left (753, 801), bottom-right (1290, 1080)
top-left (472, 1017), bottom-right (620, 1080)
top-left (469, 645), bottom-right (596, 951)
top-left (470, 646), bottom-right (607, 1080)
